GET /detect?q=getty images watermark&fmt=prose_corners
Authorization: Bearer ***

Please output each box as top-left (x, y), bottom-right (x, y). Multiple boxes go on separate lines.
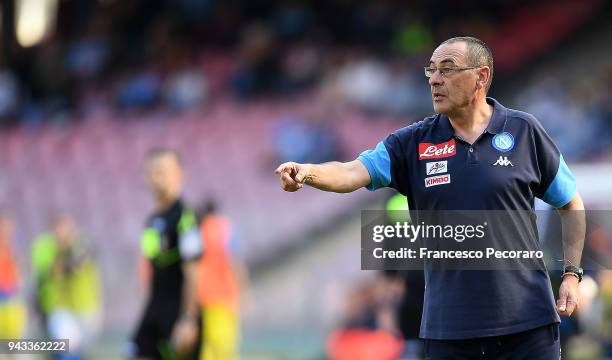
top-left (360, 210), bottom-right (606, 271)
top-left (371, 221), bottom-right (544, 261)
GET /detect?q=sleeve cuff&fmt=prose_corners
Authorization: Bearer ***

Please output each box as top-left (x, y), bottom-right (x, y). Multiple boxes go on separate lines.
top-left (357, 141), bottom-right (391, 191)
top-left (542, 155), bottom-right (577, 208)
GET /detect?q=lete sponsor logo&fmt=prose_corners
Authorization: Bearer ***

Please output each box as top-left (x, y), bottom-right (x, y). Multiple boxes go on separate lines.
top-left (426, 160), bottom-right (447, 175)
top-left (419, 139), bottom-right (456, 160)
top-left (424, 174), bottom-right (451, 187)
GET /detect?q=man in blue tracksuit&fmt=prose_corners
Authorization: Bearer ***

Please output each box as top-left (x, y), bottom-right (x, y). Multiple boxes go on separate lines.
top-left (276, 37), bottom-right (585, 359)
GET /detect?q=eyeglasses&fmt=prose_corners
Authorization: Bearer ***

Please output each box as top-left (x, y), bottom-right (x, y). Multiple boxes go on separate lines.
top-left (424, 66), bottom-right (481, 78)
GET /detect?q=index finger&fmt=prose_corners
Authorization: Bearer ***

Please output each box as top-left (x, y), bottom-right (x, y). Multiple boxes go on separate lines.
top-left (275, 162), bottom-right (294, 174)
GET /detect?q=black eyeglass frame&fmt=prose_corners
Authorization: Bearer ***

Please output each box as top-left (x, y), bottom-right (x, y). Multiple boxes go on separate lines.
top-left (424, 66), bottom-right (482, 78)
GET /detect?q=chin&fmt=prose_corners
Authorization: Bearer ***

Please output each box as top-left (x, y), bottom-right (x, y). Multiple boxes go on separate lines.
top-left (432, 102), bottom-right (449, 115)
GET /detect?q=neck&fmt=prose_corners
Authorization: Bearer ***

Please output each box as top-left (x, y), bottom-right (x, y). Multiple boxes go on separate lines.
top-left (155, 193), bottom-right (179, 212)
top-left (448, 96), bottom-right (493, 140)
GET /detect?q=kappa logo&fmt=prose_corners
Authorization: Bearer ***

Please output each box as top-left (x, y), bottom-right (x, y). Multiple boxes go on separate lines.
top-left (426, 161), bottom-right (447, 175)
top-left (419, 139), bottom-right (456, 160)
top-left (493, 156), bottom-right (513, 167)
top-left (424, 174), bottom-right (451, 187)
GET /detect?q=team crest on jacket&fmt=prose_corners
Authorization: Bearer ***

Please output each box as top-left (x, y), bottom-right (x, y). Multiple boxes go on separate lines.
top-left (492, 132), bottom-right (514, 152)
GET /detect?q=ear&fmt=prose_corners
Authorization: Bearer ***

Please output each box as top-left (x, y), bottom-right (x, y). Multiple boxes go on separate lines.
top-left (477, 67), bottom-right (490, 90)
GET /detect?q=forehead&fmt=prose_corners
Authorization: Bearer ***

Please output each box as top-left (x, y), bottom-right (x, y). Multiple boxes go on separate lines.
top-left (430, 42), bottom-right (468, 65)
top-left (147, 153), bottom-right (181, 170)
top-left (54, 215), bottom-right (74, 227)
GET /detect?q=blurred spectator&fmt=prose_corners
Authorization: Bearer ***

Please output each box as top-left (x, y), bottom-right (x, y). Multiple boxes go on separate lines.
top-left (0, 212), bottom-right (27, 340)
top-left (197, 199), bottom-right (250, 360)
top-left (382, 59), bottom-right (432, 117)
top-left (174, 0), bottom-right (218, 25)
top-left (271, 106), bottom-right (342, 165)
top-left (392, 16), bottom-right (434, 56)
top-left (115, 67), bottom-right (162, 110)
top-left (65, 13), bottom-right (112, 82)
top-left (161, 47), bottom-right (208, 111)
top-left (31, 213), bottom-right (102, 360)
top-left (0, 0), bottom-right (605, 130)
top-left (334, 51), bottom-right (393, 113)
top-left (0, 68), bottom-right (20, 124)
top-left (351, 2), bottom-right (395, 52)
top-left (279, 42), bottom-right (322, 93)
top-left (599, 65), bottom-right (612, 130)
top-left (231, 22), bottom-right (282, 99)
top-left (329, 51), bottom-right (430, 116)
top-left (23, 37), bottom-right (76, 124)
top-left (163, 68), bottom-right (208, 111)
top-left (518, 78), bottom-right (599, 161)
top-left (598, 271), bottom-right (612, 358)
top-left (271, 1), bottom-right (313, 41)
top-left (327, 273), bottom-right (404, 360)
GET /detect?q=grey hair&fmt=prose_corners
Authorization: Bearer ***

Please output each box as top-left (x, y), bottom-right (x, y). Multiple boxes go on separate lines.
top-left (146, 147), bottom-right (183, 167)
top-left (441, 36), bottom-right (494, 92)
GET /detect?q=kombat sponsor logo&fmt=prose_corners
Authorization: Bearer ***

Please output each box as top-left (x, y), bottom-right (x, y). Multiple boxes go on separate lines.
top-left (419, 139), bottom-right (456, 160)
top-left (424, 174), bottom-right (451, 187)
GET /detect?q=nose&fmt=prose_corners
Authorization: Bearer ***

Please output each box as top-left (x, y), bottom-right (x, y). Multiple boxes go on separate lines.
top-left (429, 70), bottom-right (443, 87)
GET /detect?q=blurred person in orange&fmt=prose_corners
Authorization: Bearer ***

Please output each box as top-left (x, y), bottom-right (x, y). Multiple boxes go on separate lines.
top-left (327, 274), bottom-right (404, 360)
top-left (197, 199), bottom-right (249, 360)
top-left (31, 213), bottom-right (102, 359)
top-left (0, 212), bottom-right (27, 340)
top-left (127, 148), bottom-right (203, 360)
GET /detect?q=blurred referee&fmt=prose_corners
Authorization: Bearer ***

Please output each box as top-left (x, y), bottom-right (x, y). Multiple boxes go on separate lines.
top-left (127, 148), bottom-right (203, 360)
top-left (276, 37), bottom-right (585, 359)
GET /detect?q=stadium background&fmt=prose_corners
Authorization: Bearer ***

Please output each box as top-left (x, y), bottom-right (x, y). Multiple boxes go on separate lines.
top-left (1, 0), bottom-right (612, 358)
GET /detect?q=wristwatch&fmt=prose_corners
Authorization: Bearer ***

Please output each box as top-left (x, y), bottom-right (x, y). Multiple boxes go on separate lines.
top-left (562, 266), bottom-right (583, 282)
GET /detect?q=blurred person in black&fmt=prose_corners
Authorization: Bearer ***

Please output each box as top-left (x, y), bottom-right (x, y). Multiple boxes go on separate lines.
top-left (127, 148), bottom-right (203, 360)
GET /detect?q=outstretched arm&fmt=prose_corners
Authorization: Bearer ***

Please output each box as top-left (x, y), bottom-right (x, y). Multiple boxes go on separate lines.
top-left (275, 160), bottom-right (371, 193)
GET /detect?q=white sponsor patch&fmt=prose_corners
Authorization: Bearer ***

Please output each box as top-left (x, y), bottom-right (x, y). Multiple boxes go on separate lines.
top-left (426, 161), bottom-right (447, 175)
top-left (179, 229), bottom-right (203, 259)
top-left (425, 174), bottom-right (451, 188)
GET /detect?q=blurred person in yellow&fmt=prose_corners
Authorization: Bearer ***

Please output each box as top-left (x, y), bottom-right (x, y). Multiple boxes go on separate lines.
top-left (197, 200), bottom-right (249, 360)
top-left (126, 148), bottom-right (203, 360)
top-left (0, 212), bottom-right (27, 340)
top-left (31, 213), bottom-right (102, 359)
